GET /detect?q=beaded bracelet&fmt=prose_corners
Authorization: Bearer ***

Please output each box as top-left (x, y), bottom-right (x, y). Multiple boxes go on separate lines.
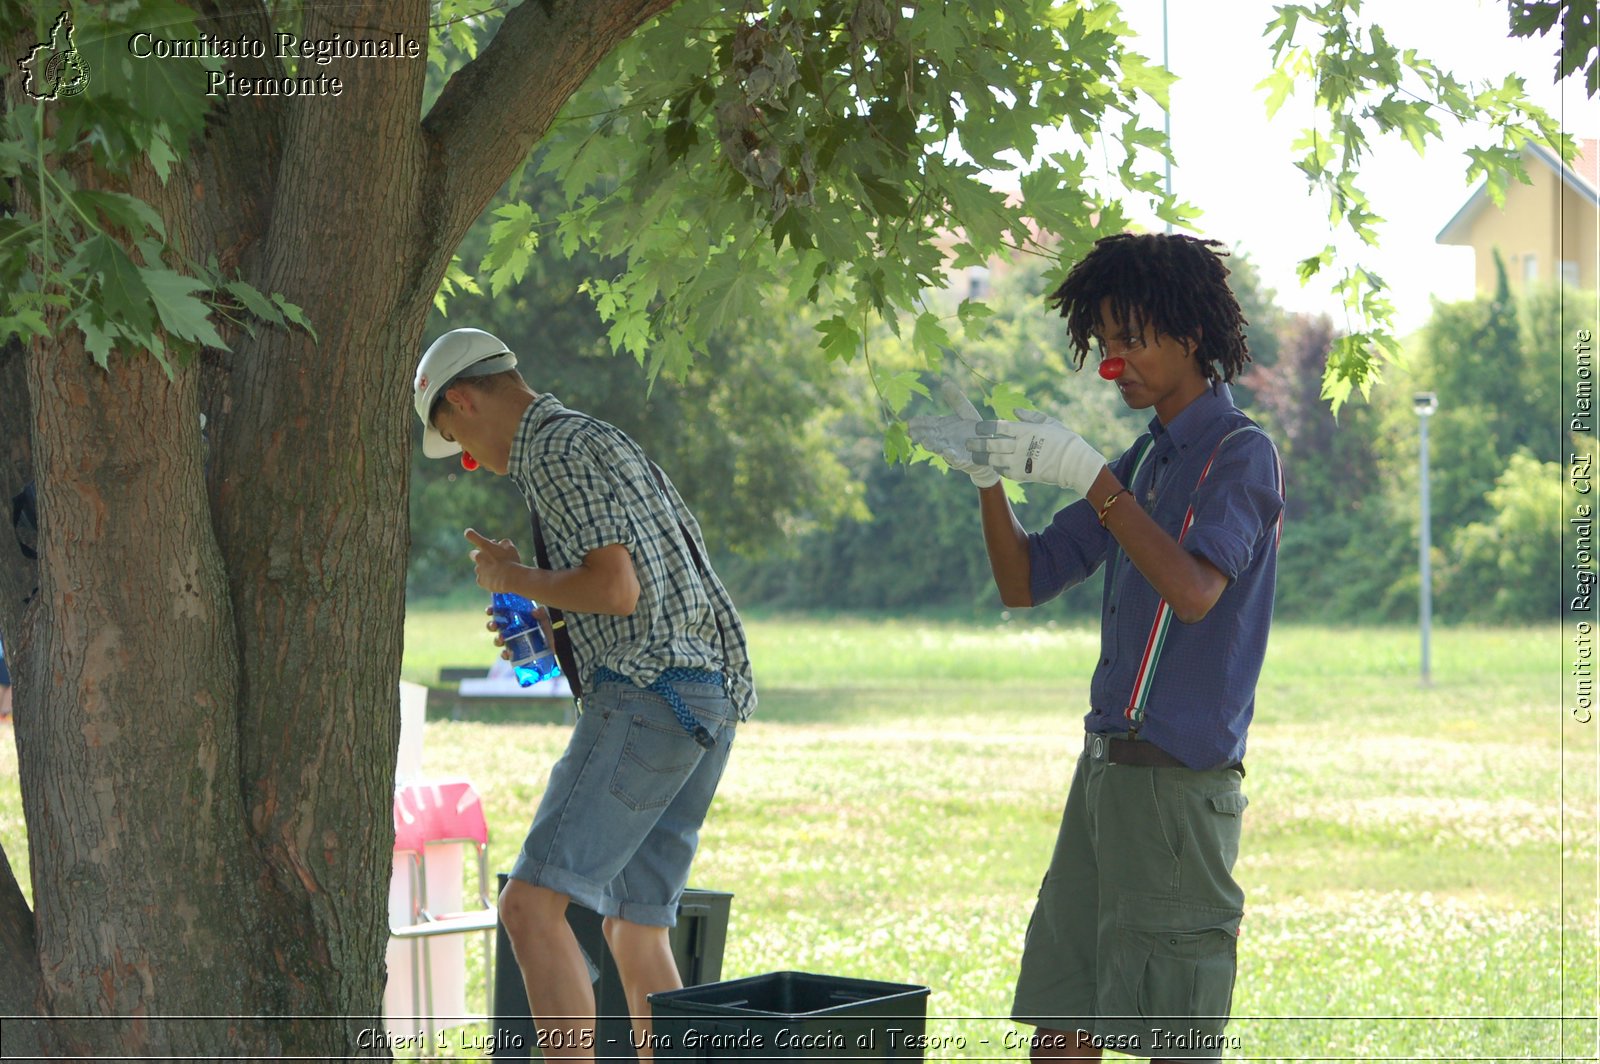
top-left (1097, 488), bottom-right (1131, 527)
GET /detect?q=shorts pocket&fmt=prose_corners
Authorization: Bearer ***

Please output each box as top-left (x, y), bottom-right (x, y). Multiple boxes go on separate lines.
top-left (1113, 899), bottom-right (1240, 1033)
top-left (1204, 789), bottom-right (1248, 870)
top-left (1208, 791), bottom-right (1248, 816)
top-left (609, 713), bottom-right (703, 812)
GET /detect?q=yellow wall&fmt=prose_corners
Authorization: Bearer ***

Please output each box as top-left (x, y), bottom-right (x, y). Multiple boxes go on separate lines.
top-left (1449, 161), bottom-right (1596, 294)
top-left (1561, 181), bottom-right (1599, 291)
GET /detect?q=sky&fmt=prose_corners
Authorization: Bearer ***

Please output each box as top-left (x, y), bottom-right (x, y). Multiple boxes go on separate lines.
top-left (1087, 0), bottom-right (1598, 335)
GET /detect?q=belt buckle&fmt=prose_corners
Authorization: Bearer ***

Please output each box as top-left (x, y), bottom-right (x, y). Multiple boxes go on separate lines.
top-left (1089, 734), bottom-right (1107, 761)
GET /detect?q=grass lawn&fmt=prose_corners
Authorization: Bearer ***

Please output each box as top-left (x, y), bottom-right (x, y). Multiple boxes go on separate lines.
top-left (1, 614), bottom-right (1594, 1061)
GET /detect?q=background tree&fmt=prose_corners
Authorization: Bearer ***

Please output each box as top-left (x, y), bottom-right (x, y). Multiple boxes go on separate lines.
top-left (1447, 452), bottom-right (1568, 621)
top-left (409, 168), bottom-right (866, 601)
top-left (1244, 312), bottom-right (1409, 620)
top-left (1343, 278), bottom-right (1595, 623)
top-left (725, 249), bottom-right (1281, 613)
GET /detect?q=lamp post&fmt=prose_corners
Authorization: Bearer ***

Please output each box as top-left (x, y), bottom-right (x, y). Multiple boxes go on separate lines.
top-left (1414, 392), bottom-right (1438, 685)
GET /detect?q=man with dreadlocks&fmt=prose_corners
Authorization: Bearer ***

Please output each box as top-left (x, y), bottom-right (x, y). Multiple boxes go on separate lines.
top-left (910, 232), bottom-right (1284, 1062)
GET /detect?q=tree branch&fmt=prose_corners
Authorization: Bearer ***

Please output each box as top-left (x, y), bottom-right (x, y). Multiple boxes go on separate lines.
top-left (420, 0), bottom-right (682, 274)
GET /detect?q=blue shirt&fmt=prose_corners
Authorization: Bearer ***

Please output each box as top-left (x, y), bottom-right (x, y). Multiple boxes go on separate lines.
top-left (1027, 384), bottom-right (1283, 770)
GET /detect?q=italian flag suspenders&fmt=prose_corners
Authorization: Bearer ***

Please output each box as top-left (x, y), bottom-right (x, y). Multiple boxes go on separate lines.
top-left (1121, 424), bottom-right (1284, 732)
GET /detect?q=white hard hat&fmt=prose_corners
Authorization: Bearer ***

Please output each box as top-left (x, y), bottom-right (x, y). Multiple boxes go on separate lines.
top-left (413, 328), bottom-right (517, 458)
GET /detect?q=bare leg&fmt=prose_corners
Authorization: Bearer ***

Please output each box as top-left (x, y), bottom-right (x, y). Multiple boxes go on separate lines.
top-left (602, 916), bottom-right (682, 1064)
top-left (498, 879), bottom-right (596, 1062)
top-left (1031, 1027), bottom-right (1102, 1061)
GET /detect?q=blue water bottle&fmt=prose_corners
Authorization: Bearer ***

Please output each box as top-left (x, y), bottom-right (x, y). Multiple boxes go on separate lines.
top-left (490, 592), bottom-right (562, 686)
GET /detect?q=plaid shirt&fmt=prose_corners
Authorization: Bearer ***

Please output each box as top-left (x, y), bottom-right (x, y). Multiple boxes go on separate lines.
top-left (508, 394), bottom-right (756, 720)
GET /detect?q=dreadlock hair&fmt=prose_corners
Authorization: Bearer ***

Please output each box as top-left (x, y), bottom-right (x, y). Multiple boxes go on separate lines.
top-left (1046, 232), bottom-right (1250, 384)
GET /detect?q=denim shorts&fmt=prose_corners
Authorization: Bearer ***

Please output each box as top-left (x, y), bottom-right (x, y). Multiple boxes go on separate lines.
top-left (508, 677), bottom-right (736, 927)
top-left (1011, 743), bottom-right (1248, 1061)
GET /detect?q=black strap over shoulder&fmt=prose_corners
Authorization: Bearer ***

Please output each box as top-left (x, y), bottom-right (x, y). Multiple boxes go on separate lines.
top-left (527, 413), bottom-right (585, 701)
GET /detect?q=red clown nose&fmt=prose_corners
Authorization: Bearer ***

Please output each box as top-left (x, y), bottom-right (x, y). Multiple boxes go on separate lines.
top-left (1098, 357), bottom-right (1126, 381)
top-left (461, 452), bottom-right (479, 471)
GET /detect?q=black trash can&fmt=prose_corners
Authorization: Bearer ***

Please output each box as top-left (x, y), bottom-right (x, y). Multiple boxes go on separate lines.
top-left (648, 971), bottom-right (931, 1061)
top-left (491, 875), bottom-right (733, 1060)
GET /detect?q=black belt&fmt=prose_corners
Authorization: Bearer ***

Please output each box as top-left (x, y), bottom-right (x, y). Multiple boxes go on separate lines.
top-left (1084, 733), bottom-right (1245, 775)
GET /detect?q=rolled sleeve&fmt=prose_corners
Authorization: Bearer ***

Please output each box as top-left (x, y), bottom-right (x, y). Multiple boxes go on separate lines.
top-left (1028, 501), bottom-right (1109, 605)
top-left (1025, 437), bottom-right (1151, 604)
top-left (1182, 433), bottom-right (1283, 581)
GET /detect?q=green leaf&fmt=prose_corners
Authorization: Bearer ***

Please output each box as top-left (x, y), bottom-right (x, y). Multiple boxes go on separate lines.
top-left (986, 382), bottom-right (1033, 421)
top-left (142, 267), bottom-right (227, 349)
top-left (878, 371), bottom-right (930, 416)
top-left (272, 295), bottom-right (317, 341)
top-left (957, 299), bottom-right (994, 337)
top-left (72, 190), bottom-right (165, 241)
top-left (83, 236), bottom-right (155, 337)
top-left (1257, 70), bottom-right (1296, 118)
top-left (433, 257), bottom-right (482, 317)
top-left (858, 175), bottom-right (904, 219)
top-left (224, 280), bottom-right (283, 323)
top-left (74, 312), bottom-right (117, 366)
top-left (0, 307), bottom-right (48, 344)
top-left (942, 172), bottom-right (1007, 251)
top-left (482, 202), bottom-right (540, 297)
top-left (72, 1), bottom-right (222, 167)
top-left (883, 421), bottom-right (914, 465)
top-left (1119, 51), bottom-right (1175, 111)
top-left (147, 128), bottom-right (178, 184)
top-left (910, 311), bottom-right (952, 361)
top-left (701, 256), bottom-right (765, 335)
top-left (815, 315), bottom-right (859, 361)
top-left (1296, 245), bottom-right (1336, 283)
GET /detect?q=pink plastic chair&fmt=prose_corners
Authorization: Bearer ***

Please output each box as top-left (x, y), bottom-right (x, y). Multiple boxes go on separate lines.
top-left (390, 777), bottom-right (497, 1040)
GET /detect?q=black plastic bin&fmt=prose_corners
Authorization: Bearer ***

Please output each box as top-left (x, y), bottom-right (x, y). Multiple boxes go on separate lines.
top-left (491, 875), bottom-right (732, 1060)
top-left (648, 971), bottom-right (931, 1061)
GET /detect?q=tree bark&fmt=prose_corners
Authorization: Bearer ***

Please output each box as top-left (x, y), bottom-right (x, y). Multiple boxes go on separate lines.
top-left (0, 0), bottom-right (687, 1055)
top-left (0, 378), bottom-right (50, 1040)
top-left (23, 335), bottom-right (260, 1057)
top-left (422, 0), bottom-right (683, 274)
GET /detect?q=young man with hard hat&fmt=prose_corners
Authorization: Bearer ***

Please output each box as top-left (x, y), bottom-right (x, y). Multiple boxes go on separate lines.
top-left (413, 327), bottom-right (755, 1062)
top-left (911, 233), bottom-right (1284, 1062)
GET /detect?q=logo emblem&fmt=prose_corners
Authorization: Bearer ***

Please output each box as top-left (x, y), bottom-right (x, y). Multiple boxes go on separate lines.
top-left (1024, 437), bottom-right (1042, 475)
top-left (20, 12), bottom-right (90, 101)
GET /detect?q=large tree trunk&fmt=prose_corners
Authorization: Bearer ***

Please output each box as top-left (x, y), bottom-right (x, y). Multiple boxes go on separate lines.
top-left (22, 339), bottom-right (260, 1057)
top-left (0, 1), bottom-right (681, 1057)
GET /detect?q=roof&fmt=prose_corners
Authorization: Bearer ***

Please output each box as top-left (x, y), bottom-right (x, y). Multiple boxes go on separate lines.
top-left (1436, 137), bottom-right (1599, 245)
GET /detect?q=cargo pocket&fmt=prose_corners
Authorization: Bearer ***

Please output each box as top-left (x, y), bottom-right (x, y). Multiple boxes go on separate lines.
top-left (1113, 899), bottom-right (1240, 1035)
top-left (1205, 790), bottom-right (1248, 870)
top-left (610, 712), bottom-right (703, 812)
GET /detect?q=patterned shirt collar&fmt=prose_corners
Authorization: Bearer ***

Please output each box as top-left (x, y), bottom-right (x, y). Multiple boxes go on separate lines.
top-left (509, 392), bottom-right (565, 481)
top-left (1148, 381), bottom-right (1235, 450)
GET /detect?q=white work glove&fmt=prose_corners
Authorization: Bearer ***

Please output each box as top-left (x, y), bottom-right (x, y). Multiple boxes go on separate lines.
top-left (906, 380), bottom-right (1001, 489)
top-left (967, 410), bottom-right (1107, 496)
